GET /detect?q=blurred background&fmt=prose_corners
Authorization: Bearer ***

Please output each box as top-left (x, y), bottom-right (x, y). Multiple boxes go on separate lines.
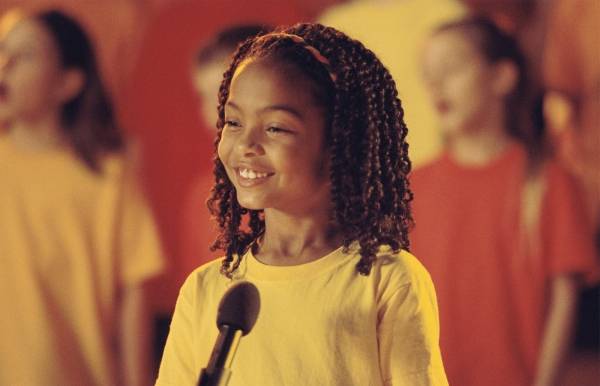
top-left (1, 0), bottom-right (597, 385)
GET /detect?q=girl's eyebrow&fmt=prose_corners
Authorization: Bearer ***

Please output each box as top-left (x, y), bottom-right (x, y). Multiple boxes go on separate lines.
top-left (225, 101), bottom-right (241, 111)
top-left (226, 101), bottom-right (304, 121)
top-left (260, 105), bottom-right (304, 121)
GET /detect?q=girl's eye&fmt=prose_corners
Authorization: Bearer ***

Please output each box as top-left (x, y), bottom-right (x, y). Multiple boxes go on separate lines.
top-left (224, 120), bottom-right (241, 129)
top-left (266, 126), bottom-right (292, 135)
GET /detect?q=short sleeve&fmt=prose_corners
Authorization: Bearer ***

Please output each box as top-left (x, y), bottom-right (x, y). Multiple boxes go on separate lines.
top-left (378, 267), bottom-right (448, 386)
top-left (541, 164), bottom-right (600, 284)
top-left (116, 162), bottom-right (165, 287)
top-left (155, 276), bottom-right (198, 386)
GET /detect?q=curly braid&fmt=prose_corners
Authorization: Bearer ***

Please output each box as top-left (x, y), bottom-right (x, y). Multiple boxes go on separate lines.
top-left (207, 23), bottom-right (413, 277)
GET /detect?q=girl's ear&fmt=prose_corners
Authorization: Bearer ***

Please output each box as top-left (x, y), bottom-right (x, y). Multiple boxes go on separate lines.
top-left (56, 68), bottom-right (85, 103)
top-left (492, 60), bottom-right (518, 97)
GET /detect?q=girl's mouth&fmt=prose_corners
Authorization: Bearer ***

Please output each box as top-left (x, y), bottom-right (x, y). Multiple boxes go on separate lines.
top-left (235, 167), bottom-right (274, 187)
top-left (239, 168), bottom-right (270, 179)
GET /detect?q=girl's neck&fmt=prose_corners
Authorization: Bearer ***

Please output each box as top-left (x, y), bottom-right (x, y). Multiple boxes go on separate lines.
top-left (9, 114), bottom-right (66, 151)
top-left (447, 122), bottom-right (513, 166)
top-left (256, 209), bottom-right (342, 266)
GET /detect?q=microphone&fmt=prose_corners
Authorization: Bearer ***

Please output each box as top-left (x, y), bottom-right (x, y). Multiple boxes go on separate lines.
top-left (197, 281), bottom-right (260, 386)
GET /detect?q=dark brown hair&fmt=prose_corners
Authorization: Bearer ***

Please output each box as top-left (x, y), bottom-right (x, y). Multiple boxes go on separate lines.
top-left (208, 23), bottom-right (413, 277)
top-left (36, 10), bottom-right (123, 171)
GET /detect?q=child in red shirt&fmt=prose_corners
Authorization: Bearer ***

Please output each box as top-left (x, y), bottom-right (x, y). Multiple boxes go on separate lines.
top-left (412, 16), bottom-right (598, 386)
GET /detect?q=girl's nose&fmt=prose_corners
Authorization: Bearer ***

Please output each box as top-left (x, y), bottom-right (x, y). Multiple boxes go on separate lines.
top-left (236, 126), bottom-right (265, 157)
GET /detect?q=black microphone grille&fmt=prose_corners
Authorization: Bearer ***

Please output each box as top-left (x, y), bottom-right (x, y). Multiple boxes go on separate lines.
top-left (217, 281), bottom-right (260, 335)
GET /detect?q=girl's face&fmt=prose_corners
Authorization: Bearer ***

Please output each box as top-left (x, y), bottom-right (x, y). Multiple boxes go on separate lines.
top-left (422, 30), bottom-right (502, 137)
top-left (218, 58), bottom-right (331, 215)
top-left (0, 17), bottom-right (66, 124)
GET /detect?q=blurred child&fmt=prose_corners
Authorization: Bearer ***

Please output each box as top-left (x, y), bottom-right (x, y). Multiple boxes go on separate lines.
top-left (542, 0), bottom-right (600, 356)
top-left (412, 17), bottom-right (599, 386)
top-left (318, 0), bottom-right (466, 167)
top-left (0, 9), bottom-right (164, 386)
top-left (179, 24), bottom-right (270, 287)
top-left (543, 0), bottom-right (599, 238)
top-left (157, 23), bottom-right (447, 385)
top-left (192, 24), bottom-right (270, 131)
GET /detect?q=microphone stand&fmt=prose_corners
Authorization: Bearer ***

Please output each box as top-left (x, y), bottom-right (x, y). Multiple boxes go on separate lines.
top-left (197, 325), bottom-right (243, 386)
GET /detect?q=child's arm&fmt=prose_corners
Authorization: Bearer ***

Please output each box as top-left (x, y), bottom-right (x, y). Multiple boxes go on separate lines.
top-left (378, 259), bottom-right (448, 386)
top-left (155, 276), bottom-right (198, 385)
top-left (533, 274), bottom-right (578, 386)
top-left (119, 283), bottom-right (152, 386)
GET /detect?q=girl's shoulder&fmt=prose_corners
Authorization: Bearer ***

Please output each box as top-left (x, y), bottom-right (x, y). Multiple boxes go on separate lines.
top-left (537, 157), bottom-right (588, 210)
top-left (373, 246), bottom-right (434, 289)
top-left (179, 257), bottom-right (229, 296)
top-left (410, 153), bottom-right (458, 187)
top-left (97, 140), bottom-right (141, 179)
top-left (94, 153), bottom-right (121, 177)
top-left (540, 157), bottom-right (578, 183)
top-left (410, 155), bottom-right (446, 179)
top-left (97, 149), bottom-right (146, 187)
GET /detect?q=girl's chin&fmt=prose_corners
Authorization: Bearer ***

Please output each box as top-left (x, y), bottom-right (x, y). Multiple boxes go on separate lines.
top-left (236, 196), bottom-right (267, 211)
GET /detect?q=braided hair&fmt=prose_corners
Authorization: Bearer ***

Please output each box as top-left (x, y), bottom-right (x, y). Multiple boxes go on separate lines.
top-left (207, 23), bottom-right (413, 277)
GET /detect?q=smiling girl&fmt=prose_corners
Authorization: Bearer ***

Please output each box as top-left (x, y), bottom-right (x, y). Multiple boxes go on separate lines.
top-left (157, 23), bottom-right (447, 386)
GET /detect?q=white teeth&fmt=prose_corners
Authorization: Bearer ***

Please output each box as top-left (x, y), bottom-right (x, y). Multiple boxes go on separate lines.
top-left (239, 168), bottom-right (268, 179)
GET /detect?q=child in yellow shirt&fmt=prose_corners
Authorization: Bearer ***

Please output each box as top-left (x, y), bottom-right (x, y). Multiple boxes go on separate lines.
top-left (0, 9), bottom-right (164, 386)
top-left (157, 23), bottom-right (445, 386)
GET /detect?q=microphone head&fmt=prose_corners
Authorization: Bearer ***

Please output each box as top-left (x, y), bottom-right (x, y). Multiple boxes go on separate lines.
top-left (217, 281), bottom-right (260, 335)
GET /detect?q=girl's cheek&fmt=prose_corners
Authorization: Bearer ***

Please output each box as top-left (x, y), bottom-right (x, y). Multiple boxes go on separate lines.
top-left (15, 65), bottom-right (53, 95)
top-left (217, 135), bottom-right (233, 163)
top-left (217, 139), bottom-right (226, 162)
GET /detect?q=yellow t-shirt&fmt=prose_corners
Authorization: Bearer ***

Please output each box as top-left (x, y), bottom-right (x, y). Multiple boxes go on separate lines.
top-left (157, 245), bottom-right (446, 386)
top-left (0, 135), bottom-right (164, 386)
top-left (319, 0), bottom-right (466, 167)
